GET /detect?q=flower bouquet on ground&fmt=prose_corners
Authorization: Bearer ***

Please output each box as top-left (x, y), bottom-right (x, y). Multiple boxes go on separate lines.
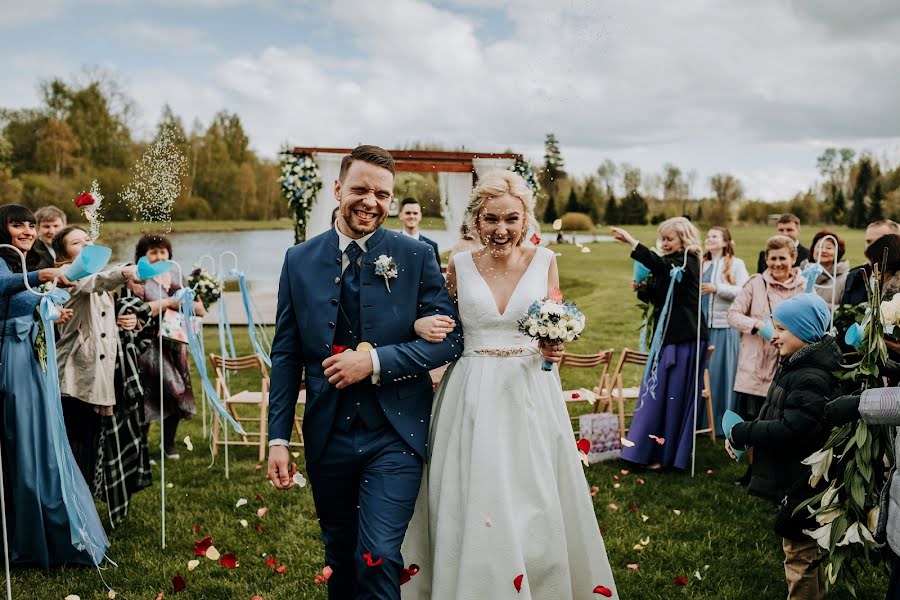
top-left (796, 265), bottom-right (893, 594)
top-left (518, 288), bottom-right (586, 371)
top-left (188, 266), bottom-right (223, 308)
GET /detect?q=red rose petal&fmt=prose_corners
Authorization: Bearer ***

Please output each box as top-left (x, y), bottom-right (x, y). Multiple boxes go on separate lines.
top-left (323, 566), bottom-right (333, 580)
top-left (220, 553), bottom-right (239, 569)
top-left (548, 288), bottom-right (563, 302)
top-left (571, 392), bottom-right (580, 399)
top-left (363, 552), bottom-right (383, 567)
top-left (332, 345), bottom-right (347, 356)
top-left (275, 565), bottom-right (286, 574)
top-left (674, 576), bottom-right (688, 586)
top-left (630, 504), bottom-right (638, 511)
top-left (530, 233), bottom-right (542, 246)
top-left (255, 464), bottom-right (263, 471)
top-left (255, 494), bottom-right (265, 502)
top-left (613, 475), bottom-right (619, 481)
top-left (314, 575), bottom-right (325, 585)
top-left (192, 523), bottom-right (200, 534)
top-left (155, 594), bottom-right (164, 600)
top-left (193, 536), bottom-right (213, 556)
top-left (74, 192), bottom-right (95, 208)
top-left (252, 596), bottom-right (263, 600)
top-left (257, 507), bottom-right (268, 518)
top-left (266, 556), bottom-right (278, 567)
top-left (255, 524), bottom-right (264, 533)
top-left (173, 575), bottom-right (186, 593)
top-left (399, 564), bottom-right (420, 585)
top-left (514, 573), bottom-right (524, 592)
top-left (576, 439), bottom-right (590, 455)
top-left (593, 585), bottom-right (613, 597)
top-left (649, 434), bottom-right (666, 445)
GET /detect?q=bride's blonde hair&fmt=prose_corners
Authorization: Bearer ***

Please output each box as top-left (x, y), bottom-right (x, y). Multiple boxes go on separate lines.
top-left (465, 170), bottom-right (539, 245)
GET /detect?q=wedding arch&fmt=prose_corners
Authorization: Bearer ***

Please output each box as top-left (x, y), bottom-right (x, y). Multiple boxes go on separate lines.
top-left (284, 147), bottom-right (522, 241)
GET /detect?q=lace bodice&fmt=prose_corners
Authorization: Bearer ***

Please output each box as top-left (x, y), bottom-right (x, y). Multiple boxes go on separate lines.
top-left (455, 247), bottom-right (553, 352)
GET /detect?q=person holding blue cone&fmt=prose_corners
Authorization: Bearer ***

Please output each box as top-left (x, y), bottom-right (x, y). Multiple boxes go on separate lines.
top-left (726, 293), bottom-right (840, 600)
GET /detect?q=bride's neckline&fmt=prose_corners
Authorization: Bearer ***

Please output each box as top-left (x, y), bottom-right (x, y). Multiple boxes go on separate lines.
top-left (470, 247), bottom-right (541, 317)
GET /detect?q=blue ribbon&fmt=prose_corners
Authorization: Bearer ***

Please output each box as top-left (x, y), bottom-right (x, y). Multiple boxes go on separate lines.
top-left (233, 270), bottom-right (271, 367)
top-left (174, 288), bottom-right (245, 435)
top-left (216, 277), bottom-right (238, 362)
top-left (38, 289), bottom-right (109, 564)
top-left (639, 260), bottom-right (686, 409)
top-left (801, 263), bottom-right (824, 294)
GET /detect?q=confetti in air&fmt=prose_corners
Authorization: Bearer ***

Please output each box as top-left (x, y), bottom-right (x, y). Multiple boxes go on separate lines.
top-left (120, 126), bottom-right (187, 232)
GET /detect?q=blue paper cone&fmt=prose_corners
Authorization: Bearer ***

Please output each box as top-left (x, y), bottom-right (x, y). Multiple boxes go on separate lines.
top-left (64, 244), bottom-right (112, 281)
top-left (757, 319), bottom-right (775, 340)
top-left (137, 256), bottom-right (174, 281)
top-left (633, 260), bottom-right (651, 284)
top-left (722, 410), bottom-right (746, 461)
top-left (844, 322), bottom-right (865, 350)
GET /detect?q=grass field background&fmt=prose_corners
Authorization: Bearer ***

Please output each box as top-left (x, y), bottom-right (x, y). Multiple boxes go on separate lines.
top-left (9, 224), bottom-right (889, 599)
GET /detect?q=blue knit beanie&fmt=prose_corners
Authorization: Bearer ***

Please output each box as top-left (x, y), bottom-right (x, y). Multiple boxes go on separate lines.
top-left (771, 294), bottom-right (831, 343)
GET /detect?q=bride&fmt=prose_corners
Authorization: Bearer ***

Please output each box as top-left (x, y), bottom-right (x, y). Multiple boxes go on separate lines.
top-left (400, 171), bottom-right (618, 599)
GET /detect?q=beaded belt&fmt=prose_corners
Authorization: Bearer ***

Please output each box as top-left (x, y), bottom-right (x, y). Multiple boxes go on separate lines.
top-left (463, 346), bottom-right (539, 358)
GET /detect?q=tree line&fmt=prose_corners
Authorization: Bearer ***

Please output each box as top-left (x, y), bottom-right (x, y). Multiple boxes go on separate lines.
top-left (0, 73), bottom-right (286, 223)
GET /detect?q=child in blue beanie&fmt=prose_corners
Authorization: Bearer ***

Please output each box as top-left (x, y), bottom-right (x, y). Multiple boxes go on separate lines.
top-left (726, 293), bottom-right (839, 600)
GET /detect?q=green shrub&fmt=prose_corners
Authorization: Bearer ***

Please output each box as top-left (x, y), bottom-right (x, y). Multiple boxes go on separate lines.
top-left (560, 211), bottom-right (594, 231)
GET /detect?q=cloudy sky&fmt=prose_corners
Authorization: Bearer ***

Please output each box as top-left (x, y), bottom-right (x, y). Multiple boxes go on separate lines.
top-left (2, 0), bottom-right (899, 199)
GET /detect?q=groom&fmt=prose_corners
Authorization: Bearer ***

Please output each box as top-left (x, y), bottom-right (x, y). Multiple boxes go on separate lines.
top-left (267, 145), bottom-right (462, 599)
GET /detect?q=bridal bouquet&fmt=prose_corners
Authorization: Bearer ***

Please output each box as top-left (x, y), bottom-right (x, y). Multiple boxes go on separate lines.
top-left (518, 288), bottom-right (586, 371)
top-left (189, 266), bottom-right (222, 308)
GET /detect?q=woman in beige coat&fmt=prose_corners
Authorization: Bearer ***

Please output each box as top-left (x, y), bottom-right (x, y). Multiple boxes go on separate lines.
top-left (727, 235), bottom-right (807, 422)
top-left (53, 226), bottom-right (138, 483)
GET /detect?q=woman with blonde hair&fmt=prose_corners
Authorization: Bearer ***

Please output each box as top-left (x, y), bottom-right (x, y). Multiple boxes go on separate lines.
top-left (610, 217), bottom-right (708, 470)
top-left (700, 226), bottom-right (749, 434)
top-left (402, 169), bottom-right (619, 599)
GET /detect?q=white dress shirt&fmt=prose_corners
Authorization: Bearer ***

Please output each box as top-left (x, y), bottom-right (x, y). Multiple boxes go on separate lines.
top-left (401, 229), bottom-right (420, 241)
top-left (269, 226), bottom-right (381, 448)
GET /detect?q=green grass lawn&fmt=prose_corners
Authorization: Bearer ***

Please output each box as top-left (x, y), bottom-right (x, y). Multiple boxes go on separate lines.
top-left (10, 223), bottom-right (888, 599)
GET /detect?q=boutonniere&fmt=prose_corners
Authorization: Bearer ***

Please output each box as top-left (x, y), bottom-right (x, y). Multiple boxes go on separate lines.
top-left (374, 255), bottom-right (398, 293)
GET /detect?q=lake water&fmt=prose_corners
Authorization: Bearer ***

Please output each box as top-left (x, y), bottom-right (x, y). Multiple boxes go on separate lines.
top-left (109, 229), bottom-right (611, 292)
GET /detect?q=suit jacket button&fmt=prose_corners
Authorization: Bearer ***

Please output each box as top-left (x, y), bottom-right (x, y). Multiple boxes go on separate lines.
top-left (328, 322), bottom-right (335, 329)
top-left (334, 277), bottom-right (341, 284)
top-left (336, 257), bottom-right (342, 264)
top-left (330, 299), bottom-right (338, 305)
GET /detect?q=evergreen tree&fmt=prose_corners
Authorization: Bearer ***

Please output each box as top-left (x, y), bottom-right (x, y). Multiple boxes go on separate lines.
top-left (541, 133), bottom-right (565, 201)
top-left (849, 156), bottom-right (876, 228)
top-left (870, 181), bottom-right (884, 223)
top-left (565, 187), bottom-right (580, 213)
top-left (604, 192), bottom-right (618, 225)
top-left (581, 177), bottom-right (602, 223)
top-left (831, 188), bottom-right (846, 224)
top-left (543, 195), bottom-right (558, 223)
top-left (620, 190), bottom-right (648, 225)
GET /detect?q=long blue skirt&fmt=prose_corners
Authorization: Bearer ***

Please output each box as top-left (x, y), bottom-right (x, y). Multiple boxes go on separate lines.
top-left (0, 316), bottom-right (109, 568)
top-left (620, 340), bottom-right (708, 470)
top-left (697, 327), bottom-right (740, 436)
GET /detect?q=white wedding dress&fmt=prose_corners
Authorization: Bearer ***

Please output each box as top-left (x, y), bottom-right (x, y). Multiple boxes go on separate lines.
top-left (401, 247), bottom-right (619, 599)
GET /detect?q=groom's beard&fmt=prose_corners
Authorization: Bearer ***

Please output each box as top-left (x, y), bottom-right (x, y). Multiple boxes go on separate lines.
top-left (340, 206), bottom-right (385, 236)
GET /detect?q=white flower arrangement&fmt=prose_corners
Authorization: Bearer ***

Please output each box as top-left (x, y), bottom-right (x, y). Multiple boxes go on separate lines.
top-left (279, 150), bottom-right (322, 244)
top-left (518, 289), bottom-right (586, 371)
top-left (374, 255), bottom-right (398, 292)
top-left (188, 266), bottom-right (223, 307)
top-left (881, 294), bottom-right (900, 334)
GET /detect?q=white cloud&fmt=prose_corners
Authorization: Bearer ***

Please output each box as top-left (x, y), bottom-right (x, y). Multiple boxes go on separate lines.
top-left (0, 0), bottom-right (69, 26)
top-left (115, 20), bottom-right (219, 55)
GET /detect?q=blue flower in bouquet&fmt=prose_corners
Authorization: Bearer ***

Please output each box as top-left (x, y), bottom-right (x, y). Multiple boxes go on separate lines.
top-left (518, 289), bottom-right (586, 370)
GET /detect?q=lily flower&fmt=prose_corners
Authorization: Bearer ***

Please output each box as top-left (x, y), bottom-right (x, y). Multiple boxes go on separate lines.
top-left (802, 448), bottom-right (833, 487)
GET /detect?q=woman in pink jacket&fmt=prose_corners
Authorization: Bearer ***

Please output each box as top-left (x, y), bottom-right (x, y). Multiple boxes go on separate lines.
top-left (727, 235), bottom-right (807, 423)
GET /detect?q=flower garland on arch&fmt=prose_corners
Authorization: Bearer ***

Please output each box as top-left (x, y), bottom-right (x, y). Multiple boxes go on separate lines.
top-left (279, 150), bottom-right (322, 244)
top-left (510, 157), bottom-right (541, 197)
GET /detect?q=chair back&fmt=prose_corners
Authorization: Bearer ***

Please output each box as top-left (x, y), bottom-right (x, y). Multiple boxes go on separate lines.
top-left (209, 353), bottom-right (269, 399)
top-left (560, 349), bottom-right (614, 405)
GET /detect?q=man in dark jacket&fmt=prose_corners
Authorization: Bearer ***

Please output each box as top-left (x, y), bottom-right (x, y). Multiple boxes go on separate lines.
top-left (756, 213), bottom-right (809, 273)
top-left (727, 294), bottom-right (838, 600)
top-left (398, 197), bottom-right (441, 270)
top-left (840, 219), bottom-right (900, 306)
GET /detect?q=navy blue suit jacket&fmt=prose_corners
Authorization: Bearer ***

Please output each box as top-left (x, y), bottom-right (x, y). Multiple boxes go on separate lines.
top-left (418, 234), bottom-right (441, 271)
top-left (268, 226), bottom-right (462, 463)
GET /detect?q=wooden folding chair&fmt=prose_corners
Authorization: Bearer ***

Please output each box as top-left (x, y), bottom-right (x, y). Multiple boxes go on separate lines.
top-left (694, 345), bottom-right (717, 442)
top-left (611, 348), bottom-right (649, 440)
top-left (560, 349), bottom-right (614, 435)
top-left (210, 353), bottom-right (304, 461)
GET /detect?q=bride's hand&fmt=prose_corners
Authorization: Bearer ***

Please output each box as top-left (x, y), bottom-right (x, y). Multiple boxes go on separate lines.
top-left (538, 339), bottom-right (565, 364)
top-left (414, 315), bottom-right (456, 343)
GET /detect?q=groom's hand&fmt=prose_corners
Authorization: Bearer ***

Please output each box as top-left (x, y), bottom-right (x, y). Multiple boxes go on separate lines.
top-left (323, 350), bottom-right (374, 389)
top-left (268, 445), bottom-right (295, 490)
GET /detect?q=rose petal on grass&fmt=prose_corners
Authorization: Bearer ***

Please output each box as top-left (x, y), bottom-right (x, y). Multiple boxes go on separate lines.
top-left (674, 576), bottom-right (688, 586)
top-left (173, 575), bottom-right (186, 593)
top-left (635, 478), bottom-right (645, 485)
top-left (266, 556), bottom-right (278, 567)
top-left (514, 574), bottom-right (524, 592)
top-left (255, 494), bottom-right (265, 502)
top-left (620, 469), bottom-right (630, 475)
top-left (166, 483), bottom-right (174, 488)
top-left (581, 247), bottom-right (591, 253)
top-left (608, 503), bottom-right (618, 511)
top-left (627, 563), bottom-right (639, 571)
top-left (155, 594), bottom-right (163, 600)
top-left (240, 519), bottom-right (248, 528)
top-left (633, 544), bottom-right (644, 551)
top-left (193, 536), bottom-right (213, 556)
top-left (252, 596), bottom-right (263, 600)
top-left (183, 436), bottom-right (193, 452)
top-left (274, 565), bottom-right (286, 574)
top-left (706, 469), bottom-right (714, 475)
top-left (673, 509), bottom-right (682, 516)
top-left (630, 504), bottom-right (638, 511)
top-left (613, 483), bottom-right (620, 489)
top-left (592, 585), bottom-right (613, 597)
top-left (192, 523), bottom-right (200, 534)
top-left (236, 498), bottom-right (248, 508)
top-left (590, 486), bottom-right (600, 493)
top-left (188, 559), bottom-right (200, 571)
top-left (640, 537), bottom-right (650, 546)
top-left (108, 592), bottom-right (117, 599)
top-left (314, 575), bottom-right (325, 584)
top-left (323, 566), bottom-right (333, 580)
top-left (257, 507), bottom-right (268, 519)
top-left (363, 552), bottom-right (383, 567)
top-left (220, 553), bottom-right (239, 569)
top-left (255, 464), bottom-right (263, 471)
top-left (255, 524), bottom-right (264, 533)
top-left (694, 570), bottom-right (703, 581)
top-left (292, 472), bottom-right (307, 487)
top-left (613, 475), bottom-right (619, 481)
top-left (576, 438), bottom-right (590, 454)
top-left (291, 452), bottom-right (300, 458)
top-left (206, 546), bottom-right (221, 561)
top-left (65, 596), bottom-right (81, 600)
top-left (641, 514), bottom-right (650, 522)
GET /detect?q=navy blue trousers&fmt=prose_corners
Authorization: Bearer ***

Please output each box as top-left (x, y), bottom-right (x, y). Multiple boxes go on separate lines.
top-left (307, 422), bottom-right (422, 600)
